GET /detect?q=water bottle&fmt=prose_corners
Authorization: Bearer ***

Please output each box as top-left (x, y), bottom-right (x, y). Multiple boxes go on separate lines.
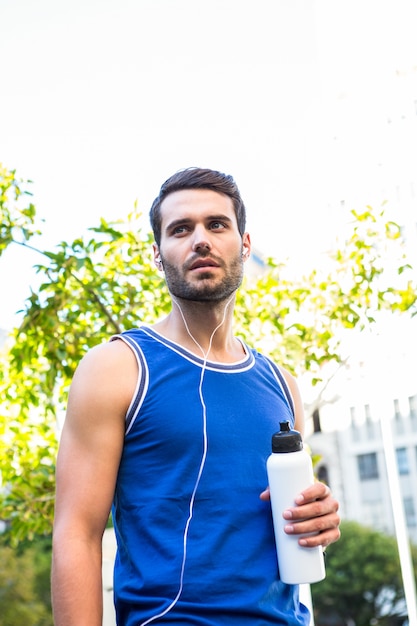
top-left (266, 421), bottom-right (326, 584)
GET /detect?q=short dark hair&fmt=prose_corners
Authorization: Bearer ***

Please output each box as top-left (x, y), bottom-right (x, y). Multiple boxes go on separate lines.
top-left (149, 167), bottom-right (246, 246)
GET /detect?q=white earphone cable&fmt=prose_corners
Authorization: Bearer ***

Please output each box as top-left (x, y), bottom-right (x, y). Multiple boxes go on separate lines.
top-left (139, 296), bottom-right (234, 625)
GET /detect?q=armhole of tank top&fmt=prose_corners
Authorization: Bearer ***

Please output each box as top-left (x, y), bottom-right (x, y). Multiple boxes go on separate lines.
top-left (265, 357), bottom-right (295, 422)
top-left (110, 334), bottom-right (149, 434)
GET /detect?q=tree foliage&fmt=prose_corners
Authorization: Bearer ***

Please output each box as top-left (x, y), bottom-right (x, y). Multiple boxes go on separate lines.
top-left (0, 163), bottom-right (416, 544)
top-left (0, 536), bottom-right (52, 626)
top-left (311, 520), bottom-right (417, 625)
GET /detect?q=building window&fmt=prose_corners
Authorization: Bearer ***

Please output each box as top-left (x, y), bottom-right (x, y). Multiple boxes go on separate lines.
top-left (312, 409), bottom-right (322, 433)
top-left (404, 498), bottom-right (416, 527)
top-left (357, 452), bottom-right (379, 480)
top-left (394, 399), bottom-right (401, 419)
top-left (317, 465), bottom-right (329, 486)
top-left (365, 404), bottom-right (375, 439)
top-left (350, 406), bottom-right (360, 441)
top-left (409, 395), bottom-right (417, 419)
top-left (362, 500), bottom-right (385, 532)
top-left (396, 447), bottom-right (409, 475)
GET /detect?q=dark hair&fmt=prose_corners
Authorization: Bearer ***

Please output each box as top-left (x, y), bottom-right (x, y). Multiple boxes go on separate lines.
top-left (149, 167), bottom-right (246, 246)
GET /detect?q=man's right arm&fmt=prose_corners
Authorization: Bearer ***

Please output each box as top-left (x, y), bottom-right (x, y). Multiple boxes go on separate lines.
top-left (51, 340), bottom-right (137, 626)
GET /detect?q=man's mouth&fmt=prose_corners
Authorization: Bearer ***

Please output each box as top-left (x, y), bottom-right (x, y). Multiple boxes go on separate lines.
top-left (188, 258), bottom-right (220, 271)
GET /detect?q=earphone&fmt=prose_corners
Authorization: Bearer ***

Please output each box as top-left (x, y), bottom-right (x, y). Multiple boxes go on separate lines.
top-left (242, 245), bottom-right (249, 258)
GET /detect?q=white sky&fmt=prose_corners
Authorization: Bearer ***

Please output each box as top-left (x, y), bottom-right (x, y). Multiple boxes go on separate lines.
top-left (1, 0), bottom-right (417, 329)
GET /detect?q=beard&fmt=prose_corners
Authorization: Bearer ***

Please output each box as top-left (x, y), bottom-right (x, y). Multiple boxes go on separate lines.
top-left (160, 251), bottom-right (244, 303)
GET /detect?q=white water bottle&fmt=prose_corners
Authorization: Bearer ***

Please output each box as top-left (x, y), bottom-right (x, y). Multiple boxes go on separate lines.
top-left (266, 421), bottom-right (325, 585)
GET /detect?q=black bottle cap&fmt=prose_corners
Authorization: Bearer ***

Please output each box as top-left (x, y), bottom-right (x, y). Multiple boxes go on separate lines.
top-left (271, 421), bottom-right (303, 453)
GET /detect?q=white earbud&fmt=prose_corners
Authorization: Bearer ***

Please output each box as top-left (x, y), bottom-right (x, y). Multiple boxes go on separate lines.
top-left (242, 245), bottom-right (249, 258)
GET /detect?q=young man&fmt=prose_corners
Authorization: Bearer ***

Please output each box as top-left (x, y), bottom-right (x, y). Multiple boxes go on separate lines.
top-left (52, 167), bottom-right (340, 625)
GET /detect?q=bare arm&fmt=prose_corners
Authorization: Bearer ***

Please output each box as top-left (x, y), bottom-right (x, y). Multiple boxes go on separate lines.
top-left (51, 340), bottom-right (137, 626)
top-left (260, 368), bottom-right (341, 548)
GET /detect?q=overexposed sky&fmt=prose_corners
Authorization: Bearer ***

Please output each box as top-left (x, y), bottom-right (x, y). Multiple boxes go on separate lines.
top-left (1, 0), bottom-right (416, 329)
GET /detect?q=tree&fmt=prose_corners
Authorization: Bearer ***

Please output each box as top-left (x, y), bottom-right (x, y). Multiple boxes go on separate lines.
top-left (0, 163), bottom-right (416, 544)
top-left (0, 537), bottom-right (52, 626)
top-left (311, 520), bottom-right (417, 625)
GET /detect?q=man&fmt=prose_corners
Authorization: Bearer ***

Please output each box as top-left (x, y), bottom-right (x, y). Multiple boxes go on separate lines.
top-left (52, 167), bottom-right (340, 625)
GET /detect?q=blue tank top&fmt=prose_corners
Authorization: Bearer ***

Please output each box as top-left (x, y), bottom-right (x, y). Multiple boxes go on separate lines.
top-left (111, 326), bottom-right (310, 626)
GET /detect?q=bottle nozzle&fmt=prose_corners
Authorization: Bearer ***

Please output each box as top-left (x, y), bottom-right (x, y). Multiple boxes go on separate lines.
top-left (271, 422), bottom-right (303, 453)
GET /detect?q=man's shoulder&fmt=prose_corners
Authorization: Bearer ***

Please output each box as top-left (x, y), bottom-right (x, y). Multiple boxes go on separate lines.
top-left (74, 338), bottom-right (138, 381)
top-left (252, 349), bottom-right (296, 382)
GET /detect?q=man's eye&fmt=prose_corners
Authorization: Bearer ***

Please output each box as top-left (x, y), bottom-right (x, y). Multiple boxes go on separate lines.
top-left (210, 221), bottom-right (226, 230)
top-left (173, 225), bottom-right (188, 235)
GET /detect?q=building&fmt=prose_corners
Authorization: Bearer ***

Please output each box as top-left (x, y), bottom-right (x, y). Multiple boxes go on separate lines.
top-left (307, 391), bottom-right (417, 545)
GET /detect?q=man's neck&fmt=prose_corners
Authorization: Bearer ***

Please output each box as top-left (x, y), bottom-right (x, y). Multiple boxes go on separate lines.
top-left (152, 297), bottom-right (245, 363)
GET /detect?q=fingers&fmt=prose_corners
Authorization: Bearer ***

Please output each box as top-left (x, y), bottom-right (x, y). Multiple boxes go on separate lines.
top-left (259, 486), bottom-right (270, 501)
top-left (283, 482), bottom-right (338, 520)
top-left (259, 481), bottom-right (342, 548)
top-left (292, 481), bottom-right (332, 505)
top-left (284, 511), bottom-right (341, 548)
top-left (282, 482), bottom-right (341, 548)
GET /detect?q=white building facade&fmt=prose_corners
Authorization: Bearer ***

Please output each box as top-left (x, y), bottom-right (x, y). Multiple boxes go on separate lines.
top-left (307, 391), bottom-right (417, 545)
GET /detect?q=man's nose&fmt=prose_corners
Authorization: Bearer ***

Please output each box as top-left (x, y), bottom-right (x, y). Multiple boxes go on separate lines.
top-left (192, 227), bottom-right (212, 253)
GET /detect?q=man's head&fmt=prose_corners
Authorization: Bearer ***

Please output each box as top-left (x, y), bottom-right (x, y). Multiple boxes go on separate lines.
top-left (149, 167), bottom-right (246, 247)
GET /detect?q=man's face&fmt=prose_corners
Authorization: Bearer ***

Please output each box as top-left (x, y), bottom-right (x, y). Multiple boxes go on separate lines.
top-left (154, 189), bottom-right (250, 302)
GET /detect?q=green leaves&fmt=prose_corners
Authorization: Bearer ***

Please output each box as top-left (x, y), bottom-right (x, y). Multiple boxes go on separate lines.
top-left (0, 539), bottom-right (52, 623)
top-left (0, 162), bottom-right (416, 544)
top-left (0, 163), bottom-right (41, 255)
top-left (311, 521), bottom-right (415, 624)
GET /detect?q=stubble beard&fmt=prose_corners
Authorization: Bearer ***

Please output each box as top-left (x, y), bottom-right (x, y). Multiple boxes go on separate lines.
top-left (160, 253), bottom-right (244, 303)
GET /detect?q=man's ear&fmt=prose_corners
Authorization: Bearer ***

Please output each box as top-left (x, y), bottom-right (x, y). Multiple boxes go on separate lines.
top-left (153, 244), bottom-right (163, 270)
top-left (242, 233), bottom-right (251, 260)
